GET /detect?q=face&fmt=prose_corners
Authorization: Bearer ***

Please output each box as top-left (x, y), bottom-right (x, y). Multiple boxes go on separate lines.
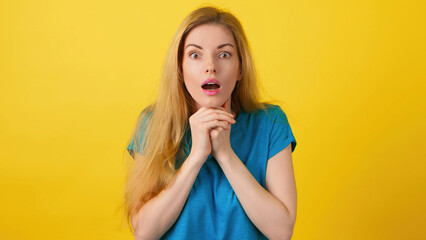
top-left (182, 23), bottom-right (241, 112)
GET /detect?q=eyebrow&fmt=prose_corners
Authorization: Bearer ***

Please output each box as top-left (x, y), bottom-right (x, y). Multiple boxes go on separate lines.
top-left (185, 43), bottom-right (234, 49)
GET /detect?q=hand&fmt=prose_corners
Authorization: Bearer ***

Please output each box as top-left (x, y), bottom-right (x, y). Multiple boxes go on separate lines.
top-left (210, 98), bottom-right (236, 160)
top-left (188, 104), bottom-right (236, 164)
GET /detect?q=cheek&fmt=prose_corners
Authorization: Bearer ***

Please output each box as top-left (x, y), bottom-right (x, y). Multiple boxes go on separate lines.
top-left (183, 76), bottom-right (198, 92)
top-left (222, 63), bottom-right (239, 85)
top-left (183, 64), bottom-right (199, 85)
top-left (183, 74), bottom-right (201, 98)
top-left (222, 60), bottom-right (239, 76)
top-left (182, 67), bottom-right (193, 88)
top-left (224, 81), bottom-right (237, 94)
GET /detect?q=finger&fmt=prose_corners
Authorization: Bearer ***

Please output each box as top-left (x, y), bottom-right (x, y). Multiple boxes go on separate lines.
top-left (193, 106), bottom-right (208, 116)
top-left (200, 111), bottom-right (235, 123)
top-left (210, 121), bottom-right (231, 130)
top-left (199, 112), bottom-right (236, 124)
top-left (204, 120), bottom-right (231, 131)
top-left (197, 107), bottom-right (234, 119)
top-left (210, 130), bottom-right (216, 138)
top-left (210, 129), bottom-right (219, 138)
top-left (210, 127), bottom-right (226, 138)
top-left (215, 125), bottom-right (229, 131)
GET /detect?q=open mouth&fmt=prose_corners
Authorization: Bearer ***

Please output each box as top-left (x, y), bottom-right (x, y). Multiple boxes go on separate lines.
top-left (202, 82), bottom-right (221, 90)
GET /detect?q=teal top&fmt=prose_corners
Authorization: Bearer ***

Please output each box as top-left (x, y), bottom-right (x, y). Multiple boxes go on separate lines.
top-left (127, 104), bottom-right (297, 239)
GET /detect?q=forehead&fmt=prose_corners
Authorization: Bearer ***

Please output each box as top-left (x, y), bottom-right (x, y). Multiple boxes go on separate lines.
top-left (184, 23), bottom-right (235, 47)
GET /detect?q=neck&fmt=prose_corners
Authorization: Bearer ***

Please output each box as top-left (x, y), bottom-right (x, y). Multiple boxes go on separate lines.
top-left (190, 106), bottom-right (237, 118)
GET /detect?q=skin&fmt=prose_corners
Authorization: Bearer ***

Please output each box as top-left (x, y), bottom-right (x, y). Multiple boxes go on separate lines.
top-left (182, 23), bottom-right (241, 115)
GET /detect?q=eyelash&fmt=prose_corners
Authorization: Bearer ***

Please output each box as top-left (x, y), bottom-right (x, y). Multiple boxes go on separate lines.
top-left (189, 51), bottom-right (232, 59)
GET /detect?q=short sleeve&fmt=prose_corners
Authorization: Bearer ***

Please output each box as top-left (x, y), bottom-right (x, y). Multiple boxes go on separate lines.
top-left (127, 108), bottom-right (152, 159)
top-left (127, 137), bottom-right (136, 158)
top-left (267, 105), bottom-right (297, 159)
top-left (127, 128), bottom-right (145, 159)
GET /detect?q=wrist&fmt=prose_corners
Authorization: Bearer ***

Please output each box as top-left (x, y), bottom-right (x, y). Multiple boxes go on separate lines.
top-left (188, 151), bottom-right (208, 166)
top-left (215, 148), bottom-right (235, 164)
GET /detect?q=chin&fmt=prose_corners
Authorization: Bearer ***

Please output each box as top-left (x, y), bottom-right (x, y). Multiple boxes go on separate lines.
top-left (201, 99), bottom-right (224, 108)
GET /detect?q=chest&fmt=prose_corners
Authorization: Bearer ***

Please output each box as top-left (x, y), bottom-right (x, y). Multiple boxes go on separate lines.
top-left (187, 124), bottom-right (270, 211)
top-left (163, 118), bottom-right (272, 239)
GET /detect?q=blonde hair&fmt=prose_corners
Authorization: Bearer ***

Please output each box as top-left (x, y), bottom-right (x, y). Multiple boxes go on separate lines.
top-left (122, 5), bottom-right (275, 231)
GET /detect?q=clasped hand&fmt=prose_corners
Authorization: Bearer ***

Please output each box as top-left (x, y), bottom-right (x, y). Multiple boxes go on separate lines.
top-left (188, 98), bottom-right (236, 162)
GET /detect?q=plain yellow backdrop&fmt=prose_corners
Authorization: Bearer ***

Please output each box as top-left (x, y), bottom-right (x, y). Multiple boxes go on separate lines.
top-left (0, 0), bottom-right (425, 239)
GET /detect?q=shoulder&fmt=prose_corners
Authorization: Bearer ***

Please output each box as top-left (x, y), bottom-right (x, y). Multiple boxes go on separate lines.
top-left (251, 103), bottom-right (289, 124)
top-left (138, 105), bottom-right (154, 120)
top-left (135, 105), bottom-right (154, 128)
top-left (129, 105), bottom-right (154, 155)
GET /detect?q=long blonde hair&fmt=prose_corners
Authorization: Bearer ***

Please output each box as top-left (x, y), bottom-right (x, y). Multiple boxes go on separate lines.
top-left (122, 5), bottom-right (273, 231)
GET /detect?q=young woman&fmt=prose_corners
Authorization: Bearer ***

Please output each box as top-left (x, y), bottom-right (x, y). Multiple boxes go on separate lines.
top-left (124, 6), bottom-right (297, 240)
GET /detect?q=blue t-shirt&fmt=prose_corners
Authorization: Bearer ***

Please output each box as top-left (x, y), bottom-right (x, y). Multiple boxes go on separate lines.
top-left (127, 104), bottom-right (297, 239)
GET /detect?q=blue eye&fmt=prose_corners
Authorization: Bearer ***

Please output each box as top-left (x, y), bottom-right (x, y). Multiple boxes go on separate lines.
top-left (220, 52), bottom-right (231, 58)
top-left (190, 52), bottom-right (200, 59)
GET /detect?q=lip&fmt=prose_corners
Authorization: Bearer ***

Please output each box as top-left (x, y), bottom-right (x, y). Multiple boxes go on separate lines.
top-left (202, 78), bottom-right (221, 86)
top-left (202, 88), bottom-right (220, 96)
top-left (201, 78), bottom-right (221, 96)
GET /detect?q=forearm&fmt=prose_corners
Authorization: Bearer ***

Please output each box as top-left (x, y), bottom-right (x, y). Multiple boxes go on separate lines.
top-left (217, 152), bottom-right (295, 240)
top-left (132, 154), bottom-right (204, 240)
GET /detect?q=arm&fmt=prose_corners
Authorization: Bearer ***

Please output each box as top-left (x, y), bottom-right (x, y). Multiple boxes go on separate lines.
top-left (131, 152), bottom-right (204, 240)
top-left (216, 144), bottom-right (297, 240)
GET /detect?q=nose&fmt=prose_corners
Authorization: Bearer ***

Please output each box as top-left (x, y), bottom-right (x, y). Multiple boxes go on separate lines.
top-left (205, 59), bottom-right (216, 73)
top-left (205, 66), bottom-right (216, 73)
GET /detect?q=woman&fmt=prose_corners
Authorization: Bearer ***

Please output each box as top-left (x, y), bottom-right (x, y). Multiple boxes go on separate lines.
top-left (124, 6), bottom-right (297, 240)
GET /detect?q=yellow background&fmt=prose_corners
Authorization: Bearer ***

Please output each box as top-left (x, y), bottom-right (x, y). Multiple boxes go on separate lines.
top-left (1, 0), bottom-right (425, 239)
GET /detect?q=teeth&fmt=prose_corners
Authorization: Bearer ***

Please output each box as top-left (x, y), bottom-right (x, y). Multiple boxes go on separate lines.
top-left (204, 83), bottom-right (219, 86)
top-left (205, 83), bottom-right (220, 86)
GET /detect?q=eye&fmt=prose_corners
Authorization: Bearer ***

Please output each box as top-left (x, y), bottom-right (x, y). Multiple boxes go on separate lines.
top-left (220, 52), bottom-right (232, 59)
top-left (189, 52), bottom-right (200, 59)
